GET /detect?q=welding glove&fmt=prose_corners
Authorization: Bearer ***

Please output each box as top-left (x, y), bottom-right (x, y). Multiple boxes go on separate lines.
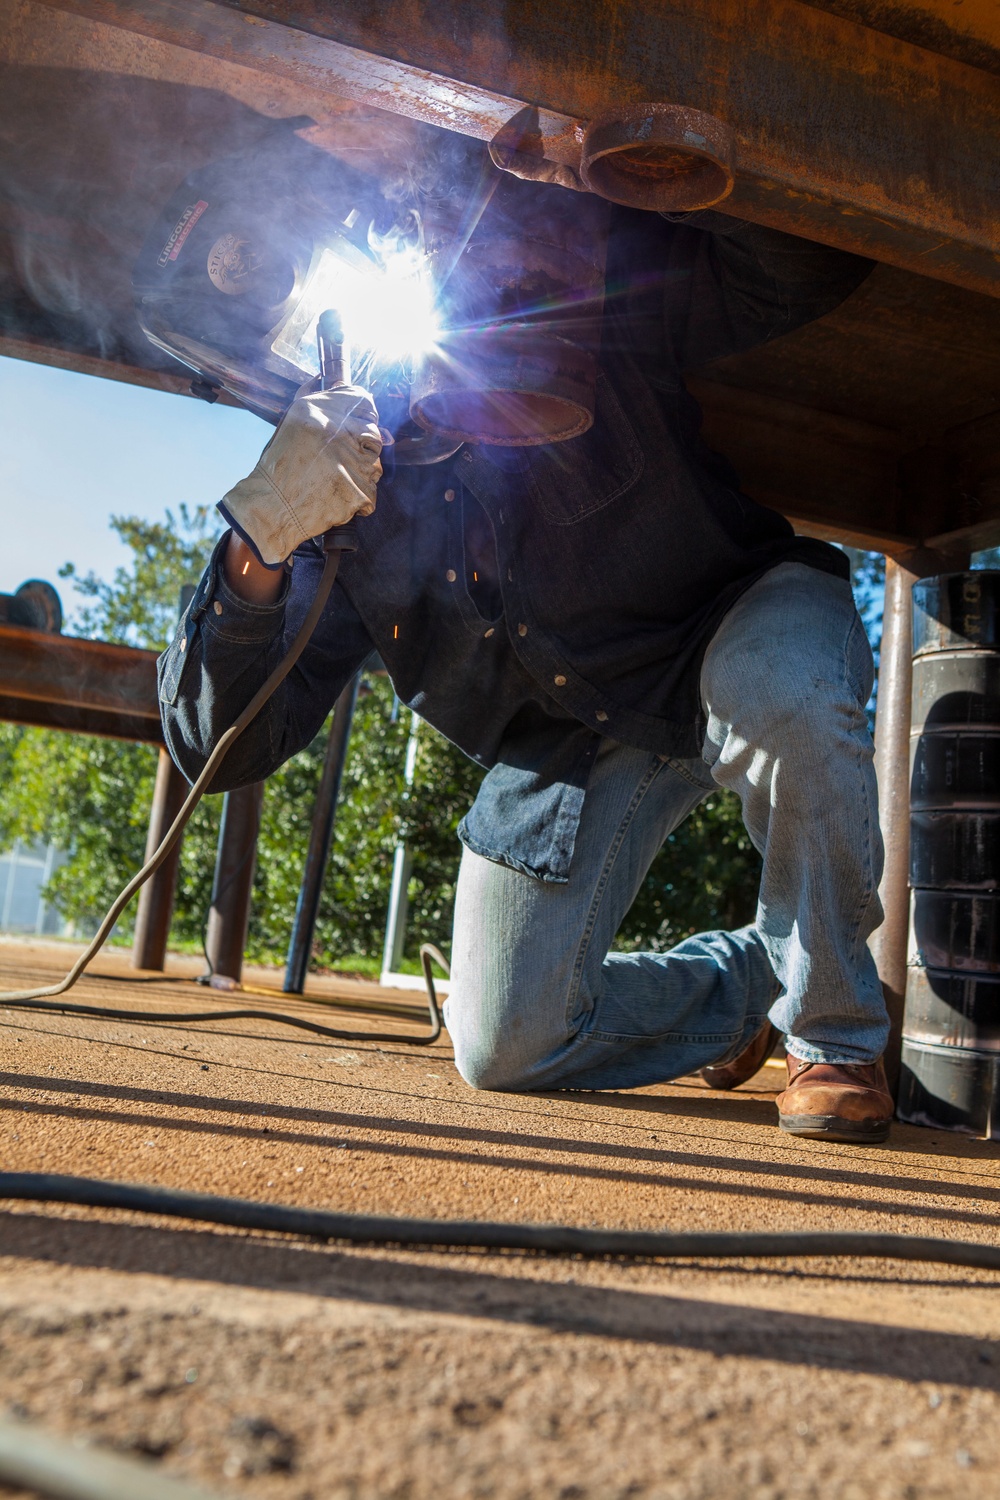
top-left (218, 386), bottom-right (383, 568)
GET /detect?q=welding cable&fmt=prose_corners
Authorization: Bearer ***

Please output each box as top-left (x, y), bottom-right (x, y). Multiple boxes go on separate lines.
top-left (0, 1414), bottom-right (223, 1500)
top-left (2, 1171), bottom-right (1000, 1273)
top-left (0, 944), bottom-right (444, 1044)
top-left (0, 542), bottom-right (448, 1046)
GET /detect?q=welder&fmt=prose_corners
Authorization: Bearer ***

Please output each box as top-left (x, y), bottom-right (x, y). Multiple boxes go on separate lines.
top-left (158, 149), bottom-right (894, 1144)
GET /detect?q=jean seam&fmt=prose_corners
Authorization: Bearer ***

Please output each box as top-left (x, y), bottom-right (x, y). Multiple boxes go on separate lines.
top-left (666, 756), bottom-right (714, 792)
top-left (564, 756), bottom-right (667, 1027)
top-left (588, 1022), bottom-right (764, 1046)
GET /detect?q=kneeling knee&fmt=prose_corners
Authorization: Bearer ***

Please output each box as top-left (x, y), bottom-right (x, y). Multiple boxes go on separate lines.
top-left (446, 998), bottom-right (537, 1093)
top-left (452, 1038), bottom-right (534, 1093)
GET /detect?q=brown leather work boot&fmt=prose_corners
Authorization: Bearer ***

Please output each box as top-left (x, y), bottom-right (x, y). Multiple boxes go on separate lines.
top-left (700, 1020), bottom-right (781, 1090)
top-left (776, 1054), bottom-right (893, 1143)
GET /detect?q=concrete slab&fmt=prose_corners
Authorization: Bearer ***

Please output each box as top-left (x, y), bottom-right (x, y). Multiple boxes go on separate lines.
top-left (1, 938), bottom-right (998, 1498)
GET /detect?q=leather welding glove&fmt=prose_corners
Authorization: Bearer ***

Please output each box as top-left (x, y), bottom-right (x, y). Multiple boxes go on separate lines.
top-left (218, 386), bottom-right (383, 568)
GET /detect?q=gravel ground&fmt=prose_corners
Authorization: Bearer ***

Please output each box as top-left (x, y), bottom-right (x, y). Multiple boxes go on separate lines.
top-left (1, 938), bottom-right (999, 1499)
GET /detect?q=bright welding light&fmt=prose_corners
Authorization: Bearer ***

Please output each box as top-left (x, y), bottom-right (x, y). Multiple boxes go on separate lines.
top-left (271, 243), bottom-right (440, 378)
top-left (347, 246), bottom-right (440, 365)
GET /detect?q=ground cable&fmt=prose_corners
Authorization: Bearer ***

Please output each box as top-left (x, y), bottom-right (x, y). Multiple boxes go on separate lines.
top-left (2, 1172), bottom-right (999, 1272)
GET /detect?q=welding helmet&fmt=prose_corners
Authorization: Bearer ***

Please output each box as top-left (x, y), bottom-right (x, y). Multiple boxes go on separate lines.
top-left (134, 134), bottom-right (609, 450)
top-left (133, 136), bottom-right (385, 424)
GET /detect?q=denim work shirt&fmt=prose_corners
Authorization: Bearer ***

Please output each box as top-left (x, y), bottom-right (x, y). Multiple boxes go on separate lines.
top-left (160, 209), bottom-right (871, 883)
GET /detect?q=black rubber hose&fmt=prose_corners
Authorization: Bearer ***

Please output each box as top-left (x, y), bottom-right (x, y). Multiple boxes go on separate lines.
top-left (3, 1172), bottom-right (999, 1271)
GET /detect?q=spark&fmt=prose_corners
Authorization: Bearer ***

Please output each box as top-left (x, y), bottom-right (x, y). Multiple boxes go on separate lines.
top-left (393, 624), bottom-right (399, 639)
top-left (242, 560), bottom-right (250, 575)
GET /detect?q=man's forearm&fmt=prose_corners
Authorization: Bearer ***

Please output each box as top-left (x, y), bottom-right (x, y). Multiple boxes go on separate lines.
top-left (223, 532), bottom-right (285, 605)
top-left (158, 533), bottom-right (374, 792)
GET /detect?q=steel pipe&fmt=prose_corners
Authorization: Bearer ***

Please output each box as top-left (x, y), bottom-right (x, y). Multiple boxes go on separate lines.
top-left (203, 781), bottom-right (264, 984)
top-left (131, 748), bottom-right (189, 971)
top-left (284, 674), bottom-right (360, 994)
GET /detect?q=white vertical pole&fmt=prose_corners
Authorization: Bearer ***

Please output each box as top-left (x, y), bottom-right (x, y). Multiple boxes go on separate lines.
top-left (1, 841), bottom-right (19, 932)
top-left (35, 841), bottom-right (57, 935)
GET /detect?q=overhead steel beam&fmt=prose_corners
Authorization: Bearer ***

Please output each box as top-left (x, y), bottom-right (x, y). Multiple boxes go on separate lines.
top-left (0, 335), bottom-right (242, 407)
top-left (0, 624), bottom-right (163, 741)
top-left (38, 0), bottom-right (1000, 298)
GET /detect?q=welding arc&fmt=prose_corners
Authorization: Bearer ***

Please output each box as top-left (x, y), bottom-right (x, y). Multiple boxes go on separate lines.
top-left (3, 1171), bottom-right (1000, 1273)
top-left (0, 544), bottom-right (447, 1045)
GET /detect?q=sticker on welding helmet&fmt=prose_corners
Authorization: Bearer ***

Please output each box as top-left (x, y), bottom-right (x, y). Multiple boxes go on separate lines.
top-left (157, 200), bottom-right (209, 268)
top-left (207, 233), bottom-right (264, 295)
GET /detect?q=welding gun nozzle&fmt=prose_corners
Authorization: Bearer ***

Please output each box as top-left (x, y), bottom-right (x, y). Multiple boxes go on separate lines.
top-left (317, 309), bottom-right (351, 390)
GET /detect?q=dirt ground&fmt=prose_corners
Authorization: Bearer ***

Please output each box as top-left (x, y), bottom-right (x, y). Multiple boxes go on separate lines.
top-left (1, 936), bottom-right (999, 1500)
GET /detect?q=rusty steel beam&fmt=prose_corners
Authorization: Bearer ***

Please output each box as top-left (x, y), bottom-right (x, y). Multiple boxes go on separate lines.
top-left (0, 623), bottom-right (162, 737)
top-left (39, 0), bottom-right (1000, 298)
top-left (689, 378), bottom-right (911, 551)
top-left (0, 694), bottom-right (163, 743)
top-left (0, 334), bottom-right (243, 409)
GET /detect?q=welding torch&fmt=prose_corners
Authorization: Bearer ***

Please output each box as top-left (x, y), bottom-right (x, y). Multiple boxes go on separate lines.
top-left (316, 308), bottom-right (360, 560)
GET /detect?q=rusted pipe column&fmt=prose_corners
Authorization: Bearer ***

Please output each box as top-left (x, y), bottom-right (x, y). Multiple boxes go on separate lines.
top-left (283, 673), bottom-right (361, 995)
top-left (871, 547), bottom-right (969, 1090)
top-left (204, 781), bottom-right (265, 985)
top-left (131, 748), bottom-right (189, 971)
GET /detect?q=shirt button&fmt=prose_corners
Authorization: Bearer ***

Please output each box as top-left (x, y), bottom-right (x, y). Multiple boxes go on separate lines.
top-left (446, 569), bottom-right (457, 582)
top-left (213, 600), bottom-right (223, 616)
top-left (554, 674), bottom-right (566, 686)
top-left (518, 623), bottom-right (528, 637)
top-left (596, 709), bottom-right (608, 722)
top-left (444, 488), bottom-right (455, 502)
top-left (484, 628), bottom-right (495, 638)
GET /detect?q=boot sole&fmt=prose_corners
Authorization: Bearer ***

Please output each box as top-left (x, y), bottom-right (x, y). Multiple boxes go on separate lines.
top-left (779, 1113), bottom-right (891, 1144)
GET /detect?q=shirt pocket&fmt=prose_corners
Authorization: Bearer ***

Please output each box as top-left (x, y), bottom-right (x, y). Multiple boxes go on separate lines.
top-left (523, 374), bottom-right (644, 526)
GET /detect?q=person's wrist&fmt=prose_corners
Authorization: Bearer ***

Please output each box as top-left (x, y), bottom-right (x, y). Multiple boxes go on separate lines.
top-left (222, 533), bottom-right (286, 604)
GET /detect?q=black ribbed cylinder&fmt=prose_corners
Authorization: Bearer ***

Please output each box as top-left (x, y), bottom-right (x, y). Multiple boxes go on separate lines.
top-left (898, 571), bottom-right (1000, 1137)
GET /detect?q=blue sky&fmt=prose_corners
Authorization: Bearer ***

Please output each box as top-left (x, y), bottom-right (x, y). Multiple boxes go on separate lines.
top-left (0, 355), bottom-right (269, 626)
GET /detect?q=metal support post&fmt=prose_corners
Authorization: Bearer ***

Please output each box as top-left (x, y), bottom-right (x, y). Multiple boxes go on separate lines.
top-left (871, 546), bottom-right (969, 1091)
top-left (381, 714), bottom-right (419, 982)
top-left (204, 781), bottom-right (264, 985)
top-left (283, 673), bottom-right (361, 994)
top-left (131, 748), bottom-right (189, 971)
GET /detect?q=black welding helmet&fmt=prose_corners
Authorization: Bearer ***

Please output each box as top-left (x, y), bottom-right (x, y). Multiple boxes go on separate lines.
top-left (133, 137), bottom-right (386, 424)
top-left (134, 133), bottom-right (609, 449)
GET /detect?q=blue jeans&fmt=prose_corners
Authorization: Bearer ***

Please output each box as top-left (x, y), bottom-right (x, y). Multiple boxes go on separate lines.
top-left (446, 564), bottom-right (888, 1090)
